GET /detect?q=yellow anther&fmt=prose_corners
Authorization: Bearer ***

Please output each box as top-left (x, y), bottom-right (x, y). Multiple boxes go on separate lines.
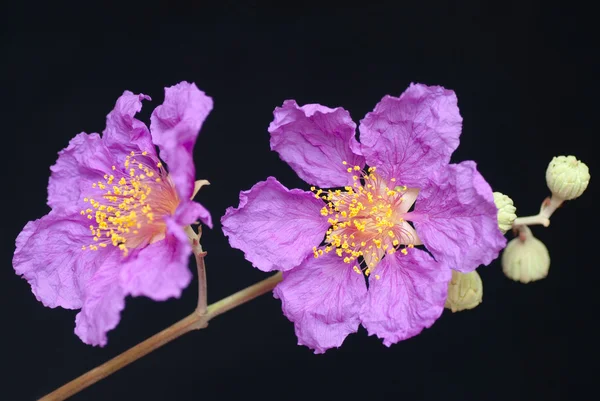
top-left (375, 274), bottom-right (380, 280)
top-left (347, 168), bottom-right (352, 173)
top-left (353, 165), bottom-right (360, 171)
top-left (401, 248), bottom-right (408, 255)
top-left (392, 239), bottom-right (400, 246)
top-left (342, 161), bottom-right (347, 165)
top-left (142, 151), bottom-right (148, 156)
top-left (156, 162), bottom-right (163, 168)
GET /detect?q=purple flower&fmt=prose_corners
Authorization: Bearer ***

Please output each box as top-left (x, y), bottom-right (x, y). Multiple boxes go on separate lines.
top-left (222, 83), bottom-right (506, 353)
top-left (13, 82), bottom-right (213, 346)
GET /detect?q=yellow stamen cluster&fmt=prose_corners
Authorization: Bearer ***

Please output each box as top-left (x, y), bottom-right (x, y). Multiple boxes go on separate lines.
top-left (311, 162), bottom-right (416, 277)
top-left (80, 151), bottom-right (178, 256)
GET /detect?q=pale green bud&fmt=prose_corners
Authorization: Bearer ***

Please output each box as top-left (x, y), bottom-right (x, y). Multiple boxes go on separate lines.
top-left (502, 232), bottom-right (550, 283)
top-left (546, 155), bottom-right (590, 200)
top-left (445, 270), bottom-right (483, 312)
top-left (493, 192), bottom-right (517, 234)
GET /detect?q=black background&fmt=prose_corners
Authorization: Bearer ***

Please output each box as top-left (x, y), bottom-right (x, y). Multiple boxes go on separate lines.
top-left (1, 2), bottom-right (597, 401)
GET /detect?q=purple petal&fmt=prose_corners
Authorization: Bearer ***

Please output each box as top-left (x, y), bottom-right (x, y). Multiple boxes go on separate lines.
top-left (150, 82), bottom-right (213, 200)
top-left (358, 83), bottom-right (462, 188)
top-left (119, 218), bottom-right (192, 301)
top-left (360, 249), bottom-right (451, 346)
top-left (409, 161), bottom-right (507, 272)
top-left (102, 91), bottom-right (156, 159)
top-left (174, 200), bottom-right (213, 228)
top-left (47, 133), bottom-right (116, 215)
top-left (74, 251), bottom-right (124, 347)
top-left (13, 212), bottom-right (108, 309)
top-left (221, 177), bottom-right (330, 272)
top-left (274, 252), bottom-right (367, 354)
top-left (269, 100), bottom-right (365, 188)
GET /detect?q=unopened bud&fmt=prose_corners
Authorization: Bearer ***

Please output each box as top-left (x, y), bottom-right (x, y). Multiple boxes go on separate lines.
top-left (546, 156), bottom-right (590, 201)
top-left (493, 192), bottom-right (517, 234)
top-left (502, 229), bottom-right (550, 283)
top-left (445, 270), bottom-right (483, 312)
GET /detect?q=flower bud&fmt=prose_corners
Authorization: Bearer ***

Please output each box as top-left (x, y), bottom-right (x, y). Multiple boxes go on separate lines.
top-left (493, 192), bottom-right (517, 234)
top-left (546, 155), bottom-right (590, 201)
top-left (445, 270), bottom-right (483, 312)
top-left (502, 232), bottom-right (550, 283)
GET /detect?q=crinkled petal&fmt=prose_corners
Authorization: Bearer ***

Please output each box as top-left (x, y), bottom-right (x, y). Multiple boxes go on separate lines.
top-left (360, 248), bottom-right (451, 346)
top-left (174, 200), bottom-right (213, 228)
top-left (103, 91), bottom-right (156, 159)
top-left (358, 83), bottom-right (462, 188)
top-left (409, 161), bottom-right (507, 272)
top-left (74, 250), bottom-right (124, 347)
top-left (221, 177), bottom-right (330, 272)
top-left (119, 218), bottom-right (192, 301)
top-left (269, 100), bottom-right (365, 188)
top-left (150, 82), bottom-right (213, 200)
top-left (13, 212), bottom-right (109, 309)
top-left (274, 252), bottom-right (367, 354)
top-left (47, 133), bottom-right (116, 215)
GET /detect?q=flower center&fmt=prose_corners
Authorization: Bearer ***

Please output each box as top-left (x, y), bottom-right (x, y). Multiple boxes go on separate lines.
top-left (80, 151), bottom-right (179, 256)
top-left (311, 162), bottom-right (416, 278)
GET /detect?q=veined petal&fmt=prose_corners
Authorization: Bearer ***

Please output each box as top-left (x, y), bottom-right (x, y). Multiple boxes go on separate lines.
top-left (74, 250), bottom-right (124, 347)
top-left (47, 133), bottom-right (116, 215)
top-left (269, 100), bottom-right (365, 188)
top-left (358, 83), bottom-right (462, 188)
top-left (274, 252), bottom-right (367, 354)
top-left (103, 91), bottom-right (156, 159)
top-left (13, 212), bottom-right (109, 309)
top-left (360, 248), bottom-right (451, 346)
top-left (221, 177), bottom-right (330, 272)
top-left (120, 219), bottom-right (193, 301)
top-left (174, 200), bottom-right (212, 228)
top-left (409, 161), bottom-right (507, 272)
top-left (150, 82), bottom-right (213, 200)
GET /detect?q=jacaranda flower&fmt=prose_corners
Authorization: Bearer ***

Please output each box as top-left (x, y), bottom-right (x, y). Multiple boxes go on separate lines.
top-left (13, 82), bottom-right (213, 346)
top-left (222, 83), bottom-right (506, 353)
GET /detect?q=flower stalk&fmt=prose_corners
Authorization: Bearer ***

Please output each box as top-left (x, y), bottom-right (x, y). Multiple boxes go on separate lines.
top-left (512, 196), bottom-right (562, 228)
top-left (38, 238), bottom-right (283, 401)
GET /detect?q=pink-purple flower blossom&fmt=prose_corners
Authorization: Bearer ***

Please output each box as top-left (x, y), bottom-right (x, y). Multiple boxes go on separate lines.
top-left (13, 82), bottom-right (213, 346)
top-left (222, 83), bottom-right (506, 353)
